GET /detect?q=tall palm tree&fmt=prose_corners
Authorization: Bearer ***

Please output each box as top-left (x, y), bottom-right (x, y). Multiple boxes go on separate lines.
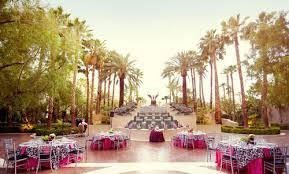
top-left (70, 18), bottom-right (88, 127)
top-left (188, 51), bottom-right (198, 111)
top-left (227, 65), bottom-right (237, 116)
top-left (221, 14), bottom-right (249, 127)
top-left (108, 54), bottom-right (142, 107)
top-left (111, 72), bottom-right (117, 107)
top-left (162, 66), bottom-right (175, 103)
top-left (195, 59), bottom-right (207, 107)
top-left (163, 51), bottom-right (190, 106)
top-left (200, 30), bottom-right (225, 124)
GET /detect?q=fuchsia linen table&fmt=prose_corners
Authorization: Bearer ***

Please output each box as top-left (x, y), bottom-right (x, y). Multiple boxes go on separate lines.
top-left (149, 130), bottom-right (165, 142)
top-left (17, 138), bottom-right (79, 170)
top-left (216, 141), bottom-right (277, 174)
top-left (90, 132), bottom-right (128, 150)
top-left (173, 131), bottom-right (207, 149)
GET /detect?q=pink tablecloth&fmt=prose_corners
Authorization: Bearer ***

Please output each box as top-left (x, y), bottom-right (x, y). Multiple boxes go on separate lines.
top-left (149, 130), bottom-right (165, 142)
top-left (216, 150), bottom-right (263, 174)
top-left (90, 138), bottom-right (127, 150)
top-left (173, 137), bottom-right (206, 149)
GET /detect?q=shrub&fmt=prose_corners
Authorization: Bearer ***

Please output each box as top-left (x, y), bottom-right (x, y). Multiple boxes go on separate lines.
top-left (34, 124), bottom-right (80, 136)
top-left (221, 125), bottom-right (280, 135)
top-left (196, 107), bottom-right (212, 124)
top-left (270, 123), bottom-right (289, 130)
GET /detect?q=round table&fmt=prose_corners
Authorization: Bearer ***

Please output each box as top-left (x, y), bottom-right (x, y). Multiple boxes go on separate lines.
top-left (17, 138), bottom-right (78, 170)
top-left (90, 132), bottom-right (128, 150)
top-left (173, 131), bottom-right (207, 149)
top-left (216, 140), bottom-right (277, 174)
top-left (149, 130), bottom-right (165, 142)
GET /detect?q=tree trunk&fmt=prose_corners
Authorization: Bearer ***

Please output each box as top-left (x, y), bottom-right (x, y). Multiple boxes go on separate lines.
top-left (199, 73), bottom-right (203, 107)
top-left (7, 105), bottom-right (13, 127)
top-left (111, 73), bottom-right (116, 107)
top-left (193, 68), bottom-right (197, 110)
top-left (119, 76), bottom-right (125, 107)
top-left (201, 76), bottom-right (206, 107)
top-left (71, 54), bottom-right (78, 128)
top-left (209, 61), bottom-right (213, 109)
top-left (212, 54), bottom-right (221, 124)
top-left (103, 77), bottom-right (107, 106)
top-left (90, 66), bottom-right (95, 124)
top-left (190, 68), bottom-right (195, 112)
top-left (85, 64), bottom-right (90, 124)
top-left (226, 74), bottom-right (231, 102)
top-left (107, 74), bottom-right (111, 107)
top-left (261, 70), bottom-right (269, 128)
top-left (182, 74), bottom-right (188, 106)
top-left (230, 72), bottom-right (236, 119)
top-left (234, 36), bottom-right (248, 127)
top-left (96, 70), bottom-right (102, 114)
top-left (47, 97), bottom-right (53, 128)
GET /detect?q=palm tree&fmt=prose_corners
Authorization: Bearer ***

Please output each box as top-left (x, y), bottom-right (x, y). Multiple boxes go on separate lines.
top-left (227, 65), bottom-right (237, 116)
top-left (70, 18), bottom-right (88, 127)
top-left (200, 30), bottom-right (225, 124)
top-left (221, 14), bottom-right (249, 127)
top-left (220, 83), bottom-right (226, 99)
top-left (163, 51), bottom-right (190, 106)
top-left (188, 51), bottom-right (198, 111)
top-left (162, 66), bottom-right (175, 103)
top-left (111, 72), bottom-right (117, 107)
top-left (108, 54), bottom-right (142, 107)
top-left (223, 67), bottom-right (231, 101)
top-left (195, 59), bottom-right (207, 107)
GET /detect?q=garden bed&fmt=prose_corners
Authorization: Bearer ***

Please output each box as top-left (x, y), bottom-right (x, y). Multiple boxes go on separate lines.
top-left (221, 126), bottom-right (280, 135)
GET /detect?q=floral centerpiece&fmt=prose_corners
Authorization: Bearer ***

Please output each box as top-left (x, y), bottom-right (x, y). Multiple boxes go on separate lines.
top-left (41, 133), bottom-right (56, 142)
top-left (240, 134), bottom-right (255, 145)
top-left (41, 135), bottom-right (49, 142)
top-left (108, 128), bottom-right (114, 134)
top-left (49, 133), bottom-right (56, 140)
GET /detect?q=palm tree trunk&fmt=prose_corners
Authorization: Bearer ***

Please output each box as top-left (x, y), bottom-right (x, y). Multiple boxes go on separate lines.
top-left (90, 66), bottom-right (95, 124)
top-left (190, 68), bottom-right (195, 112)
top-left (261, 69), bottom-right (269, 127)
top-left (85, 64), bottom-right (90, 124)
top-left (111, 73), bottom-right (116, 107)
top-left (107, 74), bottom-right (111, 107)
top-left (199, 74), bottom-right (203, 107)
top-left (103, 77), bottom-right (107, 106)
top-left (226, 74), bottom-right (231, 102)
top-left (182, 74), bottom-right (188, 106)
top-left (47, 97), bottom-right (53, 128)
top-left (193, 68), bottom-right (197, 110)
top-left (119, 76), bottom-right (125, 107)
top-left (234, 36), bottom-right (248, 127)
top-left (212, 54), bottom-right (221, 124)
top-left (71, 54), bottom-right (78, 128)
top-left (7, 105), bottom-right (13, 127)
top-left (96, 70), bottom-right (102, 114)
top-left (201, 76), bottom-right (206, 107)
top-left (209, 61), bottom-right (213, 109)
top-left (230, 72), bottom-right (236, 119)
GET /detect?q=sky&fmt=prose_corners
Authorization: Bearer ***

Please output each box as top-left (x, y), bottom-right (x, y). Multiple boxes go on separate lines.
top-left (47, 0), bottom-right (288, 104)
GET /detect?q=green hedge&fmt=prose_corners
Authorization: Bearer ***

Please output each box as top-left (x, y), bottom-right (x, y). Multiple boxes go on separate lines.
top-left (270, 123), bottom-right (289, 130)
top-left (33, 125), bottom-right (80, 136)
top-left (221, 126), bottom-right (280, 135)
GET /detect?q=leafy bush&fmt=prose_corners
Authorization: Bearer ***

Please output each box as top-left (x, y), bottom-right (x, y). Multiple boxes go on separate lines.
top-left (34, 124), bottom-right (80, 136)
top-left (221, 126), bottom-right (280, 135)
top-left (271, 123), bottom-right (289, 130)
top-left (196, 107), bottom-right (212, 124)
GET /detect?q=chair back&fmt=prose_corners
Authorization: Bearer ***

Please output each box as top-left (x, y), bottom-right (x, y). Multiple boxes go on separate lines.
top-left (5, 143), bottom-right (16, 162)
top-left (3, 138), bottom-right (14, 151)
top-left (206, 136), bottom-right (215, 149)
top-left (274, 146), bottom-right (287, 164)
top-left (37, 142), bottom-right (53, 160)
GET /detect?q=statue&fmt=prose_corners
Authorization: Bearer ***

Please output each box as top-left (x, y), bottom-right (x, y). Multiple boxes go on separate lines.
top-left (148, 94), bottom-right (158, 106)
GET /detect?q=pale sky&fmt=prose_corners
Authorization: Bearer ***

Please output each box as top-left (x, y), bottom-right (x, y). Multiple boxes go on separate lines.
top-left (47, 0), bottom-right (288, 104)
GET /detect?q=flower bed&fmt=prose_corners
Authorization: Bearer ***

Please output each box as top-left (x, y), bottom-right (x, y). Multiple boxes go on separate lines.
top-left (221, 126), bottom-right (280, 135)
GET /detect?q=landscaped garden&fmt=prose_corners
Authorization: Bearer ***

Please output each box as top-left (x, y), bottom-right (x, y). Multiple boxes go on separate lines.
top-left (1, 0), bottom-right (289, 173)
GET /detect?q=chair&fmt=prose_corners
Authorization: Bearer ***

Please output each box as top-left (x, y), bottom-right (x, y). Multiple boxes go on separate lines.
top-left (183, 135), bottom-right (194, 149)
top-left (220, 145), bottom-right (239, 174)
top-left (113, 135), bottom-right (125, 150)
top-left (264, 146), bottom-right (287, 174)
top-left (68, 139), bottom-right (90, 167)
top-left (3, 138), bottom-right (14, 167)
top-left (205, 136), bottom-right (216, 162)
top-left (5, 143), bottom-right (28, 174)
top-left (36, 142), bottom-right (57, 173)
